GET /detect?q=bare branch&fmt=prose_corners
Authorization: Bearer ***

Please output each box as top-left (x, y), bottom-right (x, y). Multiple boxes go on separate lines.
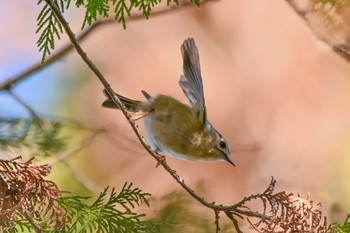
top-left (0, 0), bottom-right (215, 91)
top-left (42, 0), bottom-right (225, 215)
top-left (225, 210), bottom-right (243, 233)
top-left (333, 44), bottom-right (350, 61)
top-left (214, 210), bottom-right (220, 233)
top-left (40, 1), bottom-right (333, 232)
top-left (22, 210), bottom-right (43, 233)
top-left (286, 0), bottom-right (350, 62)
top-left (60, 160), bottom-right (101, 195)
top-left (6, 90), bottom-right (44, 128)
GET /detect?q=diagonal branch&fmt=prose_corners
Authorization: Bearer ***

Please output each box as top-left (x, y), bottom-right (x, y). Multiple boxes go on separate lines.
top-left (214, 210), bottom-right (220, 233)
top-left (22, 210), bottom-right (43, 233)
top-left (41, 0), bottom-right (271, 231)
top-left (42, 0), bottom-right (225, 213)
top-left (39, 1), bottom-right (332, 232)
top-left (0, 0), bottom-right (214, 91)
top-left (6, 90), bottom-right (44, 128)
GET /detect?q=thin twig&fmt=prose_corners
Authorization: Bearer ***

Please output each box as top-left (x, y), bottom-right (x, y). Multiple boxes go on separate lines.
top-left (7, 89), bottom-right (44, 128)
top-left (225, 210), bottom-right (243, 233)
top-left (0, 1), bottom-right (332, 232)
top-left (42, 0), bottom-right (269, 231)
top-left (214, 210), bottom-right (221, 233)
top-left (22, 210), bottom-right (43, 233)
top-left (46, 128), bottom-right (104, 164)
top-left (0, 1), bottom-right (212, 91)
top-left (43, 0), bottom-right (222, 210)
top-left (0, 19), bottom-right (103, 90)
top-left (333, 44), bottom-right (350, 61)
top-left (46, 128), bottom-right (104, 194)
top-left (286, 0), bottom-right (350, 62)
top-left (61, 159), bottom-right (101, 195)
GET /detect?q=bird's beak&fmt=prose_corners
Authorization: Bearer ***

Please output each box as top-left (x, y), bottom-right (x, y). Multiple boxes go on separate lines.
top-left (226, 157), bottom-right (236, 167)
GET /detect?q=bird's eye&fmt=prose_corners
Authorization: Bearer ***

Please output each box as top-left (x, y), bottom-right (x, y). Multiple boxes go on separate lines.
top-left (219, 141), bottom-right (226, 149)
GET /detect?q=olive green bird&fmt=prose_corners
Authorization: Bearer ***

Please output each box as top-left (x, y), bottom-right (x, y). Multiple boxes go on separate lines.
top-left (102, 38), bottom-right (234, 166)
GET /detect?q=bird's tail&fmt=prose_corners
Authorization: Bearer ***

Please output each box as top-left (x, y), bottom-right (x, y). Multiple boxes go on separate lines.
top-left (102, 90), bottom-right (142, 113)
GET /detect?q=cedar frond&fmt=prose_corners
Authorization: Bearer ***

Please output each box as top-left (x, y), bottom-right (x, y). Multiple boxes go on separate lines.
top-left (0, 157), bottom-right (63, 231)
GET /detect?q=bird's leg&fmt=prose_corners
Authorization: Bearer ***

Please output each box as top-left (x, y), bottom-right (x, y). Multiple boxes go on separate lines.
top-left (153, 149), bottom-right (166, 168)
top-left (130, 108), bottom-right (154, 121)
top-left (129, 111), bottom-right (148, 121)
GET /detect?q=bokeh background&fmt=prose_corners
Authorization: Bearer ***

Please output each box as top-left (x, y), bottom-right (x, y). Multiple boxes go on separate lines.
top-left (1, 0), bottom-right (350, 229)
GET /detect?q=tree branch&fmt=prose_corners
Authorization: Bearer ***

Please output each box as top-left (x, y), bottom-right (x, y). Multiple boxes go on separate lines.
top-left (214, 210), bottom-right (220, 233)
top-left (41, 0), bottom-right (271, 230)
top-left (22, 210), bottom-right (43, 233)
top-left (34, 1), bottom-right (332, 232)
top-left (0, 0), bottom-right (215, 91)
top-left (42, 0), bottom-right (225, 212)
top-left (6, 89), bottom-right (44, 127)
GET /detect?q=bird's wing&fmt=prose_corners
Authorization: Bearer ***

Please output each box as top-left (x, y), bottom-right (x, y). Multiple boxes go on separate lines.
top-left (179, 38), bottom-right (207, 125)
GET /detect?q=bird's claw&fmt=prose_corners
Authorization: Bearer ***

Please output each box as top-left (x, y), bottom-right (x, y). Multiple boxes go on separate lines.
top-left (155, 154), bottom-right (166, 168)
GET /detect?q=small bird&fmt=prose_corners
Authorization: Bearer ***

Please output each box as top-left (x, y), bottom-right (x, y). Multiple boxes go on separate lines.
top-left (103, 38), bottom-right (234, 166)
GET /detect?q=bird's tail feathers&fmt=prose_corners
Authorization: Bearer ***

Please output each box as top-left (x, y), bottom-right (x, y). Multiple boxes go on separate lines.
top-left (102, 90), bottom-right (142, 113)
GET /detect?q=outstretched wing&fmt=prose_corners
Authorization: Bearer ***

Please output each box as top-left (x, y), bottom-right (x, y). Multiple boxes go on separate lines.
top-left (179, 38), bottom-right (206, 125)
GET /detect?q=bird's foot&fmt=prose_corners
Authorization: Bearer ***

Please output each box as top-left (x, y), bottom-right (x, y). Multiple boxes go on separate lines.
top-left (155, 154), bottom-right (166, 168)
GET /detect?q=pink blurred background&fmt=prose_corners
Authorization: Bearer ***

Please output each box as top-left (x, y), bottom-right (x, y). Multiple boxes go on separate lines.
top-left (2, 0), bottom-right (350, 221)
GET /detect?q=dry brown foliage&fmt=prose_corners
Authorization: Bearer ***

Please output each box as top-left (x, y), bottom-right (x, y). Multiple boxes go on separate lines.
top-left (0, 156), bottom-right (65, 231)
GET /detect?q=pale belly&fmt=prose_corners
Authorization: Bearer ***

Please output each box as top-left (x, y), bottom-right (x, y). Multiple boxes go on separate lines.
top-left (143, 116), bottom-right (192, 160)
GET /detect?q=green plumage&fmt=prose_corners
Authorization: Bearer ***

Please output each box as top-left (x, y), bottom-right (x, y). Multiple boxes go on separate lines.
top-left (102, 38), bottom-right (234, 166)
